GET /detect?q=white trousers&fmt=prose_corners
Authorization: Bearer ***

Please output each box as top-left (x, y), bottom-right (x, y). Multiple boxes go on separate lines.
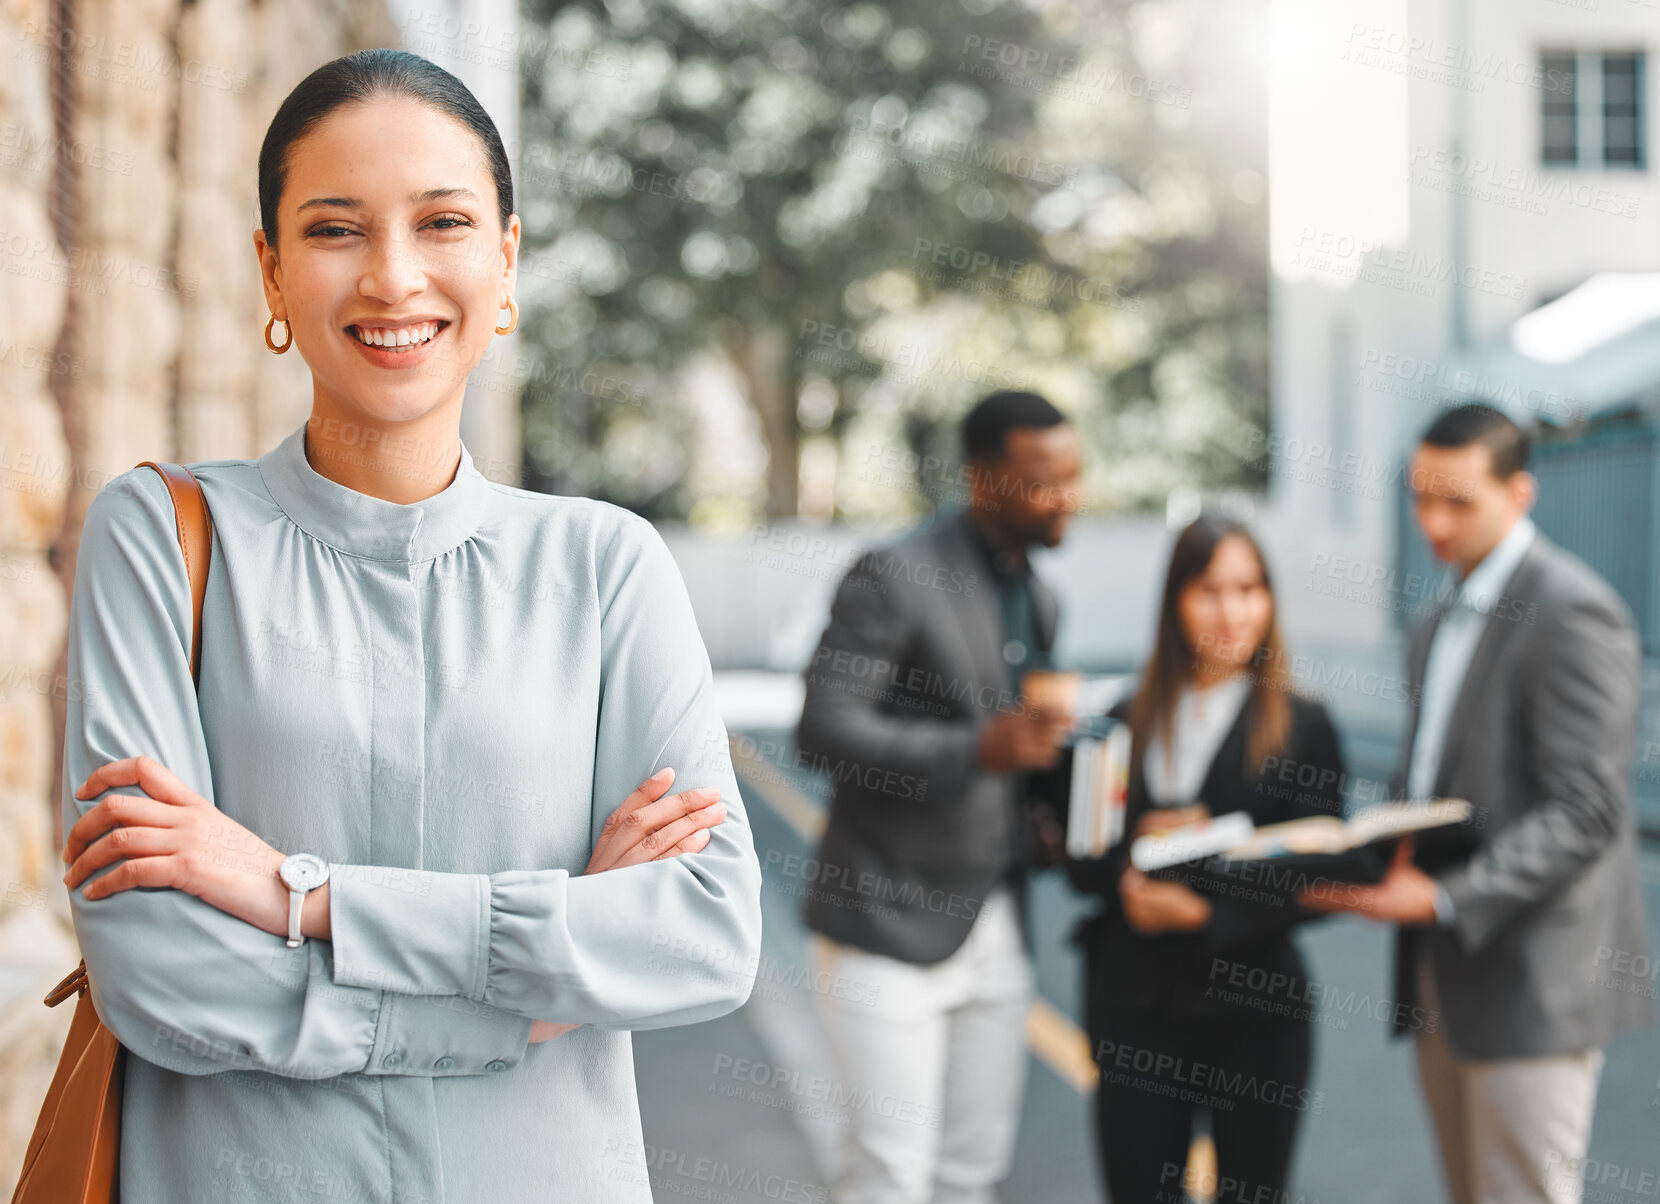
top-left (1414, 951), bottom-right (1604, 1204)
top-left (809, 886), bottom-right (1034, 1204)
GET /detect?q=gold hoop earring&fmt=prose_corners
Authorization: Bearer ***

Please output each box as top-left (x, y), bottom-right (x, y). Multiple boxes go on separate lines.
top-left (494, 296), bottom-right (518, 336)
top-left (264, 315), bottom-right (292, 354)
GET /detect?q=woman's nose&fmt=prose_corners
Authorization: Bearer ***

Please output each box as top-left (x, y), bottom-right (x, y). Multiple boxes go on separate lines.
top-left (358, 223), bottom-right (427, 301)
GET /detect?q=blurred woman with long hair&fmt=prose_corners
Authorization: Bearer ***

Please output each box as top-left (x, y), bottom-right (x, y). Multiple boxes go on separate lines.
top-left (1066, 512), bottom-right (1346, 1202)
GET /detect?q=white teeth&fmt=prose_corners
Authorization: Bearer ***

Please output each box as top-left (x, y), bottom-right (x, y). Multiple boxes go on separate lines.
top-left (353, 322), bottom-right (440, 348)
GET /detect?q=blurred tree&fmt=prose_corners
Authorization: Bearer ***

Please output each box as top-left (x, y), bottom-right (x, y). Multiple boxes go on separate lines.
top-left (516, 0), bottom-right (1267, 521)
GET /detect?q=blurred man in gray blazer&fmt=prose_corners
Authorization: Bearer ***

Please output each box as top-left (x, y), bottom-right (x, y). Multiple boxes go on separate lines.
top-left (1305, 404), bottom-right (1654, 1204)
top-left (797, 391), bottom-right (1082, 1204)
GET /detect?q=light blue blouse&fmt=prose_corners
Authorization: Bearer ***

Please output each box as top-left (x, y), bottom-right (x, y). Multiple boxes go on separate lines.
top-left (60, 421), bottom-right (763, 1202)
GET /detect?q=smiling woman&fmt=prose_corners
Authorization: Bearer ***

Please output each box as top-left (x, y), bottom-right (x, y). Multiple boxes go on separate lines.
top-left (57, 48), bottom-right (762, 1203)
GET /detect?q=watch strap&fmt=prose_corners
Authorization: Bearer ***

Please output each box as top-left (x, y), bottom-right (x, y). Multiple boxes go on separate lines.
top-left (287, 884), bottom-right (305, 947)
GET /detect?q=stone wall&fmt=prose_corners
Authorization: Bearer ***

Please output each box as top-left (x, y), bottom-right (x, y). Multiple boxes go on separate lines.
top-left (0, 0), bottom-right (82, 1182)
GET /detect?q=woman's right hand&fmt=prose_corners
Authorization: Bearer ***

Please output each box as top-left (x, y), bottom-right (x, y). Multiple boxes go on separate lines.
top-left (531, 768), bottom-right (726, 1045)
top-left (583, 766), bottom-right (726, 875)
top-left (1119, 866), bottom-right (1212, 934)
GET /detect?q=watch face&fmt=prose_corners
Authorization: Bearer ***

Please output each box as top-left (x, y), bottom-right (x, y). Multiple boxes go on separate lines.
top-left (280, 853), bottom-right (330, 892)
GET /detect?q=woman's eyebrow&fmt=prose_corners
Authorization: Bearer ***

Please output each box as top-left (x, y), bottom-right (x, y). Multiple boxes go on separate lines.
top-left (296, 187), bottom-right (480, 213)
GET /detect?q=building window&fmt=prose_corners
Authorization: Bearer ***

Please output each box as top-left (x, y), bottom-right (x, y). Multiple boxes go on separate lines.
top-left (1541, 51), bottom-right (1577, 164)
top-left (1604, 52), bottom-right (1645, 167)
top-left (1539, 50), bottom-right (1646, 169)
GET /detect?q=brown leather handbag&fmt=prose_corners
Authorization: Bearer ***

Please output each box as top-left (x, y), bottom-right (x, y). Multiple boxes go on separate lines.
top-left (10, 462), bottom-right (213, 1204)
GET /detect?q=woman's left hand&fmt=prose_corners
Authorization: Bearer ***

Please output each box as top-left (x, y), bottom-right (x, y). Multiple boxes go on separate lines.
top-left (62, 756), bottom-right (291, 939)
top-left (1119, 866), bottom-right (1212, 934)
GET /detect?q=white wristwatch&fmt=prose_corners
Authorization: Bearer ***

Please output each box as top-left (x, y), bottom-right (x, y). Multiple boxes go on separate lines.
top-left (278, 853), bottom-right (330, 948)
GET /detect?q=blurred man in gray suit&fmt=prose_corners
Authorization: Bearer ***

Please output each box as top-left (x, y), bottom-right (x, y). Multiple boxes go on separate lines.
top-left (797, 391), bottom-right (1082, 1204)
top-left (1305, 404), bottom-right (1654, 1204)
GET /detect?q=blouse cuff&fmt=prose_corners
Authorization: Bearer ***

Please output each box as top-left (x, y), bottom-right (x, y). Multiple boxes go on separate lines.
top-left (361, 991), bottom-right (532, 1077)
top-left (327, 862), bottom-right (492, 1000)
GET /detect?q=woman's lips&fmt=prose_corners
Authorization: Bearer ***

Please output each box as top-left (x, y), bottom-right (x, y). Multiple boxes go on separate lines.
top-left (345, 321), bottom-right (451, 368)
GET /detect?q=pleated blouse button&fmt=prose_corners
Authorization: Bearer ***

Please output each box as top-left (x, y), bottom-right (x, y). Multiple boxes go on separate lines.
top-left (433, 1056), bottom-right (455, 1071)
top-left (381, 1052), bottom-right (403, 1069)
top-left (486, 1060), bottom-right (508, 1072)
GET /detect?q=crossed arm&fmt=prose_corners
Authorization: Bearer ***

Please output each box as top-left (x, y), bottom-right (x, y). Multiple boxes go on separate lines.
top-left (61, 755), bottom-right (729, 1044)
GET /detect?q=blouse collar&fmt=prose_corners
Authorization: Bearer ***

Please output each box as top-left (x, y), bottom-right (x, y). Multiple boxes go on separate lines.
top-left (1143, 672), bottom-right (1254, 807)
top-left (258, 420), bottom-right (491, 562)
top-left (1176, 671), bottom-right (1253, 720)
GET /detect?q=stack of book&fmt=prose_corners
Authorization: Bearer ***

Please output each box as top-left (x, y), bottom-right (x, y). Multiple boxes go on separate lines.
top-left (1064, 722), bottom-right (1132, 859)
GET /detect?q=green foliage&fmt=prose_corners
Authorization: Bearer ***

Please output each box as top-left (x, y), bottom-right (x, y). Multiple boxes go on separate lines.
top-left (516, 0), bottom-right (1268, 521)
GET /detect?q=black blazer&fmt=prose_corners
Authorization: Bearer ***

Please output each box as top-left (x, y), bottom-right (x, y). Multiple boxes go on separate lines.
top-left (1067, 688), bottom-right (1345, 1026)
top-left (796, 509), bottom-right (1059, 964)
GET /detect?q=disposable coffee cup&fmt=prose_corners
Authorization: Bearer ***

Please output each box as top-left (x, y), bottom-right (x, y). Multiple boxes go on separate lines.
top-left (1022, 669), bottom-right (1080, 738)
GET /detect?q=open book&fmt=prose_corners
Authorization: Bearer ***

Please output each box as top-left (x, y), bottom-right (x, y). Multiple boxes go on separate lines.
top-left (1130, 799), bottom-right (1474, 873)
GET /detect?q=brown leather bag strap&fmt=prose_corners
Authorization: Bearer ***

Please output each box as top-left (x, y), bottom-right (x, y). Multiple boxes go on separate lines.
top-left (43, 963), bottom-right (89, 1008)
top-left (134, 462), bottom-right (212, 687)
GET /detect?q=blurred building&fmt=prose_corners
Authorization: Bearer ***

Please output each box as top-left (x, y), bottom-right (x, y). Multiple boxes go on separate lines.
top-left (1260, 0), bottom-right (1660, 821)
